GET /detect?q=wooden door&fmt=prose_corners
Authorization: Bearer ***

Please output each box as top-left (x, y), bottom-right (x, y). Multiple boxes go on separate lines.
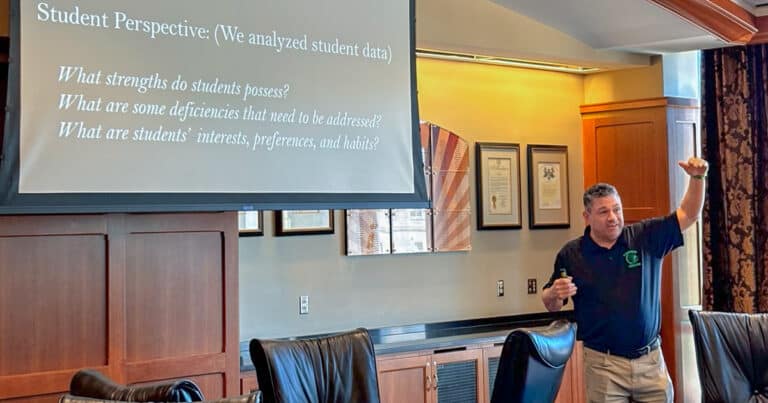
top-left (377, 354), bottom-right (432, 403)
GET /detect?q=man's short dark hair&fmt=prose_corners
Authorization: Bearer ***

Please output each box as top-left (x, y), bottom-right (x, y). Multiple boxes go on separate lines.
top-left (583, 183), bottom-right (619, 211)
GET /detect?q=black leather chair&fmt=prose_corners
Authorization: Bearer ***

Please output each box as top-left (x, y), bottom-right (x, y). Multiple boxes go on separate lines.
top-left (68, 369), bottom-right (205, 402)
top-left (689, 310), bottom-right (768, 403)
top-left (490, 320), bottom-right (577, 403)
top-left (59, 393), bottom-right (261, 403)
top-left (249, 327), bottom-right (380, 403)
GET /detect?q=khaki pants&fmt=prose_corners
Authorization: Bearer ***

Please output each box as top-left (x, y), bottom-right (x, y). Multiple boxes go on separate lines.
top-left (583, 346), bottom-right (673, 403)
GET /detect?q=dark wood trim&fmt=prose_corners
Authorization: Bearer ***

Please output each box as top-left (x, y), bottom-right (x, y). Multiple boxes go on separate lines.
top-left (0, 368), bottom-right (104, 400)
top-left (648, 0), bottom-right (756, 44)
top-left (580, 97), bottom-right (698, 115)
top-left (750, 15), bottom-right (768, 44)
top-left (125, 354), bottom-right (227, 384)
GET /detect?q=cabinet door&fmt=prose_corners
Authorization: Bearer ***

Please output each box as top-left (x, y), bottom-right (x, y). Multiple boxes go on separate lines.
top-left (377, 354), bottom-right (432, 403)
top-left (482, 345), bottom-right (503, 402)
top-left (484, 342), bottom-right (584, 403)
top-left (433, 349), bottom-right (485, 403)
top-left (555, 341), bottom-right (585, 403)
top-left (582, 106), bottom-right (669, 223)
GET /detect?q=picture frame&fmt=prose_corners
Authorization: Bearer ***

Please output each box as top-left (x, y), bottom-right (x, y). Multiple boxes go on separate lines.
top-left (274, 210), bottom-right (334, 236)
top-left (475, 142), bottom-right (523, 230)
top-left (237, 211), bottom-right (263, 237)
top-left (527, 145), bottom-right (570, 229)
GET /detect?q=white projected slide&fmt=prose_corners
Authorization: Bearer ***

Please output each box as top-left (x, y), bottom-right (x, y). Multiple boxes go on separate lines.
top-left (20, 1), bottom-right (415, 193)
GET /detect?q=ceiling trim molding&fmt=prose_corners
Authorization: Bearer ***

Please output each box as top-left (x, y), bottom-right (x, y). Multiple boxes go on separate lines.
top-left (648, 0), bottom-right (757, 44)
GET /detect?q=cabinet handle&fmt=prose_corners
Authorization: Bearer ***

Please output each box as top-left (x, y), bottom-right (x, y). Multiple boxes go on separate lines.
top-left (433, 360), bottom-right (439, 390)
top-left (425, 361), bottom-right (431, 391)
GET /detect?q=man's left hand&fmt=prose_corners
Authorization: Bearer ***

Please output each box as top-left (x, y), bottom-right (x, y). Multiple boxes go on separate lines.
top-left (678, 157), bottom-right (709, 177)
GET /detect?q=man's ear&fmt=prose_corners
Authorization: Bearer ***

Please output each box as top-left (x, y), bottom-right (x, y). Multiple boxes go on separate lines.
top-left (582, 210), bottom-right (589, 223)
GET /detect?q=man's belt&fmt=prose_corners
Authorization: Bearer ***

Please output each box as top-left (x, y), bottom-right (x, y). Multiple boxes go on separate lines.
top-left (584, 337), bottom-right (660, 359)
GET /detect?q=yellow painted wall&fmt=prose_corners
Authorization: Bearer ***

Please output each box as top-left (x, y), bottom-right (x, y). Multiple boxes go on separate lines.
top-left (582, 56), bottom-right (664, 104)
top-left (417, 58), bottom-right (585, 145)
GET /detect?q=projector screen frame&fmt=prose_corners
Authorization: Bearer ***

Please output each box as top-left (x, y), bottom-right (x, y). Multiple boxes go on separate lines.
top-left (0, 0), bottom-right (428, 214)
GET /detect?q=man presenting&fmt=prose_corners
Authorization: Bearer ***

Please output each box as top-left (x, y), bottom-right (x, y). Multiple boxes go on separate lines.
top-left (542, 157), bottom-right (707, 403)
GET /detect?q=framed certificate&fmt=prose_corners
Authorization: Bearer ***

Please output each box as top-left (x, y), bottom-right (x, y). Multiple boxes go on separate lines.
top-left (475, 142), bottom-right (522, 229)
top-left (527, 145), bottom-right (570, 229)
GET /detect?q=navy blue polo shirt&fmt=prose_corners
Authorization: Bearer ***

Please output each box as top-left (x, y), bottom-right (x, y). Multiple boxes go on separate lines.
top-left (544, 213), bottom-right (683, 354)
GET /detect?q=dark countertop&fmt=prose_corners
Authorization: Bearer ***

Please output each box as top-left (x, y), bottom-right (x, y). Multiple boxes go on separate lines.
top-left (240, 311), bottom-right (572, 372)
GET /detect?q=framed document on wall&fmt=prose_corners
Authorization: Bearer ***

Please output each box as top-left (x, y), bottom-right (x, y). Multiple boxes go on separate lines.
top-left (475, 142), bottom-right (522, 229)
top-left (345, 209), bottom-right (391, 256)
top-left (274, 210), bottom-right (334, 236)
top-left (238, 211), bottom-right (263, 237)
top-left (391, 209), bottom-right (432, 254)
top-left (527, 145), bottom-right (570, 229)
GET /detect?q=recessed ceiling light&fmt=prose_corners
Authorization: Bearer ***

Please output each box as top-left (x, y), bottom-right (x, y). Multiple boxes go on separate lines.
top-left (415, 49), bottom-right (600, 74)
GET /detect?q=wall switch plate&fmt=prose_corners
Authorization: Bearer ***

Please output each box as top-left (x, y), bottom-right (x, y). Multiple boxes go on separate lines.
top-left (497, 280), bottom-right (504, 297)
top-left (299, 295), bottom-right (309, 315)
top-left (527, 279), bottom-right (537, 294)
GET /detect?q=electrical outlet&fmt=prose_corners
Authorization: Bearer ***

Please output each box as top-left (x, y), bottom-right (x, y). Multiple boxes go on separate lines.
top-left (527, 279), bottom-right (537, 294)
top-left (299, 295), bottom-right (309, 315)
top-left (496, 280), bottom-right (504, 297)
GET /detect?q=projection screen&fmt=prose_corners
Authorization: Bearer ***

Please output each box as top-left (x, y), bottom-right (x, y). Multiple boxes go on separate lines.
top-left (0, 0), bottom-right (427, 213)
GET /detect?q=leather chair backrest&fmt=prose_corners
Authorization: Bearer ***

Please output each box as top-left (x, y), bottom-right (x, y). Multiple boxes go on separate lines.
top-left (689, 310), bottom-right (768, 403)
top-left (490, 320), bottom-right (577, 403)
top-left (249, 327), bottom-right (380, 403)
top-left (69, 369), bottom-right (205, 402)
top-left (59, 392), bottom-right (261, 403)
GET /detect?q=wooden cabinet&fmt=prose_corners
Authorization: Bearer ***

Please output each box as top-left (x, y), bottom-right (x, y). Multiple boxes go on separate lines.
top-left (240, 372), bottom-right (259, 395)
top-left (581, 97), bottom-right (700, 396)
top-left (482, 342), bottom-right (584, 403)
top-left (377, 348), bottom-right (485, 403)
top-left (377, 353), bottom-right (432, 403)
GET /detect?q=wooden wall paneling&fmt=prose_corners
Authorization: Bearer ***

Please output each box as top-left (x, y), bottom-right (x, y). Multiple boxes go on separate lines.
top-left (3, 393), bottom-right (61, 403)
top-left (0, 215), bottom-right (110, 400)
top-left (106, 214), bottom-right (127, 384)
top-left (124, 231), bottom-right (223, 362)
top-left (121, 212), bottom-right (238, 397)
top-left (186, 373), bottom-right (225, 400)
top-left (0, 211), bottom-right (239, 401)
top-left (240, 372), bottom-right (259, 395)
top-left (130, 373), bottom-right (225, 400)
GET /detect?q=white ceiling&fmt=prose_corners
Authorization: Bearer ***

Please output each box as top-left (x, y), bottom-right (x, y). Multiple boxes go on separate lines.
top-left (733, 0), bottom-right (768, 15)
top-left (490, 0), bottom-right (727, 54)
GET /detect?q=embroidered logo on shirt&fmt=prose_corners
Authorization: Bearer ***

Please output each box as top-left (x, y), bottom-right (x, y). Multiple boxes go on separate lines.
top-left (623, 250), bottom-right (641, 268)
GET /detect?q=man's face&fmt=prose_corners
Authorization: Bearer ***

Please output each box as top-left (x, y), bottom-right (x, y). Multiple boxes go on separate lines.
top-left (583, 194), bottom-right (624, 243)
